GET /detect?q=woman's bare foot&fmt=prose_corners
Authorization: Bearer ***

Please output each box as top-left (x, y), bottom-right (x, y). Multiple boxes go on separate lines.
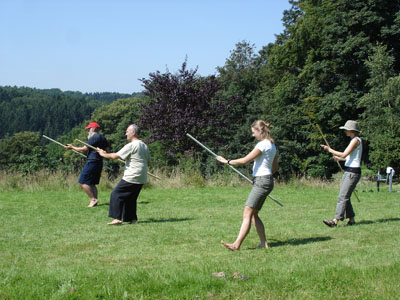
top-left (221, 240), bottom-right (239, 251)
top-left (108, 219), bottom-right (122, 225)
top-left (88, 199), bottom-right (98, 208)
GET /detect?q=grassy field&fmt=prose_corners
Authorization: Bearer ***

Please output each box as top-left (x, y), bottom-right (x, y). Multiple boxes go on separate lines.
top-left (0, 179), bottom-right (399, 299)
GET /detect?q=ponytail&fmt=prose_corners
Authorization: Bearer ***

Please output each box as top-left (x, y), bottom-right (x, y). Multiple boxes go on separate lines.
top-left (252, 120), bottom-right (274, 143)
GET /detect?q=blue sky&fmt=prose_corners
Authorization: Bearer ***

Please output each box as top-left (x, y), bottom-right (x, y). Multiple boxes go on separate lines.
top-left (0, 0), bottom-right (292, 93)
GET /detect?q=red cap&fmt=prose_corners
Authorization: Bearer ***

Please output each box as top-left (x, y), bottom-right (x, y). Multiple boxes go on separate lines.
top-left (85, 122), bottom-right (100, 129)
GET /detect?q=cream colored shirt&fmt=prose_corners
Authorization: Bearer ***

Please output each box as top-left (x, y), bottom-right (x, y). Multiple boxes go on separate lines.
top-left (117, 140), bottom-right (151, 184)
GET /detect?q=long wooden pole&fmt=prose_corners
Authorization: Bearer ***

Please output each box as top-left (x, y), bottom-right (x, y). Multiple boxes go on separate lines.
top-left (186, 133), bottom-right (284, 207)
top-left (314, 124), bottom-right (360, 203)
top-left (75, 139), bottom-right (125, 163)
top-left (315, 124), bottom-right (343, 171)
top-left (42, 135), bottom-right (86, 158)
top-left (74, 139), bottom-right (161, 180)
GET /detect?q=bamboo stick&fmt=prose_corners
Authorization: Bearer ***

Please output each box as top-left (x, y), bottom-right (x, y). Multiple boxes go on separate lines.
top-left (42, 135), bottom-right (86, 158)
top-left (74, 139), bottom-right (161, 180)
top-left (186, 133), bottom-right (284, 207)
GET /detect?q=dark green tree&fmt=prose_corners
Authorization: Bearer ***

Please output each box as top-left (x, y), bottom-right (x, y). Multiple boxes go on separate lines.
top-left (216, 41), bottom-right (263, 157)
top-left (0, 131), bottom-right (54, 173)
top-left (359, 44), bottom-right (400, 169)
top-left (255, 0), bottom-right (400, 177)
top-left (0, 86), bottom-right (134, 139)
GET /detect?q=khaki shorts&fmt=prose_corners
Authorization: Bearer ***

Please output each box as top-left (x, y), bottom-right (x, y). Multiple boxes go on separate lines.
top-left (245, 175), bottom-right (274, 211)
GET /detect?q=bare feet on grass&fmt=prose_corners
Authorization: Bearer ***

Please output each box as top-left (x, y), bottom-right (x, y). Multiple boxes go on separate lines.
top-left (108, 219), bottom-right (122, 225)
top-left (221, 240), bottom-right (239, 251)
top-left (88, 199), bottom-right (98, 208)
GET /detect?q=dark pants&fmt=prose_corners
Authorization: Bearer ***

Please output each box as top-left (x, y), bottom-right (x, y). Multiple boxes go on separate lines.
top-left (109, 179), bottom-right (143, 222)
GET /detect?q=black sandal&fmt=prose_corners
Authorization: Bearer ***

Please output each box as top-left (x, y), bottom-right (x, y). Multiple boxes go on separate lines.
top-left (323, 219), bottom-right (337, 227)
top-left (344, 220), bottom-right (356, 226)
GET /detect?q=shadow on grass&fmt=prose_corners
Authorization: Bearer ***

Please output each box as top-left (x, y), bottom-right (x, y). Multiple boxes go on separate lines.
top-left (96, 201), bottom-right (149, 207)
top-left (138, 201), bottom-right (150, 204)
top-left (139, 217), bottom-right (195, 224)
top-left (264, 236), bottom-right (333, 248)
top-left (356, 217), bottom-right (400, 225)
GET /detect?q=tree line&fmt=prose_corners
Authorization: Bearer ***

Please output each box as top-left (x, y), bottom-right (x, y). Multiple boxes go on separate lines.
top-left (0, 86), bottom-right (138, 139)
top-left (1, 0), bottom-right (400, 179)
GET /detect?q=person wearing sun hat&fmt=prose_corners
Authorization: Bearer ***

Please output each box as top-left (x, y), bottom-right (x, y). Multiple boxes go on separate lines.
top-left (320, 120), bottom-right (362, 227)
top-left (65, 121), bottom-right (108, 208)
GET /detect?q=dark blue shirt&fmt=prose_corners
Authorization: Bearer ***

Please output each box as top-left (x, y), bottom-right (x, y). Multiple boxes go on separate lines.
top-left (87, 133), bottom-right (108, 161)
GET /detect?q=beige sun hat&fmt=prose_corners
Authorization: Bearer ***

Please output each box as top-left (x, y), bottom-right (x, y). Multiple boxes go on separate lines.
top-left (339, 120), bottom-right (360, 132)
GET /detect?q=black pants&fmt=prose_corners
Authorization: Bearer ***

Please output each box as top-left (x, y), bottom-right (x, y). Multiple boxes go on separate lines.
top-left (109, 179), bottom-right (143, 222)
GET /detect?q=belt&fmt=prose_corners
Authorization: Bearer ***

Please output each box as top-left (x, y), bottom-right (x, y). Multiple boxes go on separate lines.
top-left (344, 167), bottom-right (361, 174)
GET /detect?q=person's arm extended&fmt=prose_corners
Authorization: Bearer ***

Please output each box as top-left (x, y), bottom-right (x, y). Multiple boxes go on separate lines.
top-left (216, 148), bottom-right (261, 166)
top-left (97, 148), bottom-right (120, 160)
top-left (65, 144), bottom-right (88, 152)
top-left (321, 138), bottom-right (360, 159)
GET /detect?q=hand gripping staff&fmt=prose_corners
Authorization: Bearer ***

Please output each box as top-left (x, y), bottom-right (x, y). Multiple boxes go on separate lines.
top-left (43, 135), bottom-right (116, 172)
top-left (42, 135), bottom-right (86, 158)
top-left (75, 139), bottom-right (125, 163)
top-left (74, 139), bottom-right (161, 180)
top-left (186, 133), bottom-right (283, 207)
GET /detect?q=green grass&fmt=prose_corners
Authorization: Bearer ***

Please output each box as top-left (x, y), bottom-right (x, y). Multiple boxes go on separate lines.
top-left (0, 182), bottom-right (399, 299)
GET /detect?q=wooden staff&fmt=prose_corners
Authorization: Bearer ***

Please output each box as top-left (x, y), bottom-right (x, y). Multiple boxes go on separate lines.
top-left (42, 135), bottom-right (86, 158)
top-left (75, 139), bottom-right (125, 163)
top-left (186, 133), bottom-right (284, 207)
top-left (315, 124), bottom-right (343, 171)
top-left (74, 139), bottom-right (161, 180)
top-left (314, 124), bottom-right (360, 202)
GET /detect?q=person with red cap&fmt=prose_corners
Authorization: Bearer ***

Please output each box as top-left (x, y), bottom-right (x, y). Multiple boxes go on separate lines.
top-left (65, 122), bottom-right (108, 207)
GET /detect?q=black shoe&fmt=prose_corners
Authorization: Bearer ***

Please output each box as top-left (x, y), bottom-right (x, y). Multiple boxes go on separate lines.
top-left (344, 220), bottom-right (356, 226)
top-left (323, 219), bottom-right (337, 227)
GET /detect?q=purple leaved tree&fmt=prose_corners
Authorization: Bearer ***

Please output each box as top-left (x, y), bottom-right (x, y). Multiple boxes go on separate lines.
top-left (139, 60), bottom-right (238, 162)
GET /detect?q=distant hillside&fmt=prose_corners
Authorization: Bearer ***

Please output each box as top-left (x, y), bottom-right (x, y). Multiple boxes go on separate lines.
top-left (64, 90), bottom-right (144, 103)
top-left (0, 86), bottom-right (141, 139)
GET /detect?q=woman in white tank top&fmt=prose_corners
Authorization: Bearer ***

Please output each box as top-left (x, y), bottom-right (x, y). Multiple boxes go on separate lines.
top-left (320, 120), bottom-right (362, 227)
top-left (216, 120), bottom-right (278, 251)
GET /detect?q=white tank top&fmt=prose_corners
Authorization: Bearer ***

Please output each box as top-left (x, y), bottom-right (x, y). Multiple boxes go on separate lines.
top-left (252, 139), bottom-right (277, 176)
top-left (345, 137), bottom-right (362, 168)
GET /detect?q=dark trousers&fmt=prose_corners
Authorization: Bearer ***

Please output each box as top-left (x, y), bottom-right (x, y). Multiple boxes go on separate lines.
top-left (109, 179), bottom-right (143, 222)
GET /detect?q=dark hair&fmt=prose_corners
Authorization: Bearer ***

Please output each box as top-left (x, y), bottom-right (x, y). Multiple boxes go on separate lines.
top-left (251, 120), bottom-right (274, 143)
